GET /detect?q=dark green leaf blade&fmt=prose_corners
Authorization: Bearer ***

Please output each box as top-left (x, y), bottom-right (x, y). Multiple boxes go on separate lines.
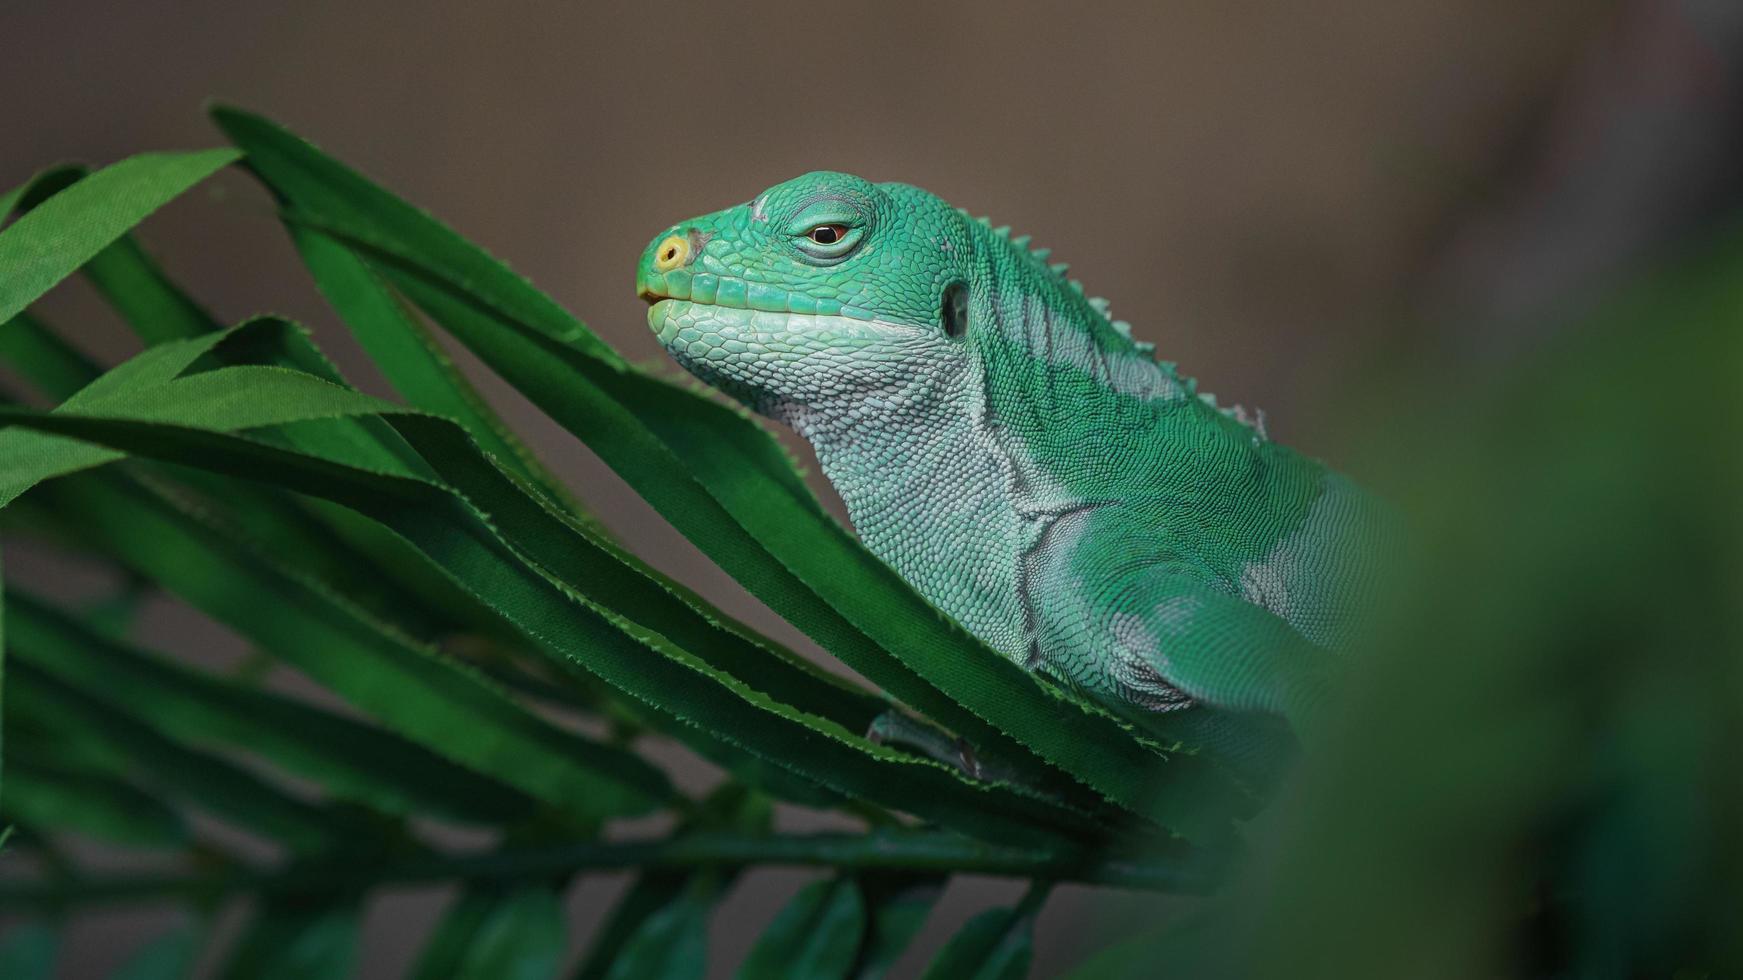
top-left (10, 663), bottom-right (371, 854)
top-left (33, 468), bottom-right (673, 824)
top-left (851, 874), bottom-right (946, 980)
top-left (918, 895), bottom-right (1042, 980)
top-left (83, 227), bottom-right (221, 344)
top-left (408, 888), bottom-right (499, 980)
top-left (0, 323), bottom-right (1110, 845)
top-left (3, 405), bottom-right (1106, 848)
top-left (0, 318), bottom-right (674, 823)
top-left (0, 533), bottom-right (6, 815)
top-left (412, 885), bottom-right (566, 980)
top-left (286, 220), bottom-right (580, 516)
top-left (736, 875), bottom-right (866, 980)
top-left (601, 875), bottom-right (715, 980)
top-left (0, 149), bottom-right (237, 325)
top-left (0, 759), bottom-right (188, 848)
top-left (0, 312), bottom-right (101, 402)
top-left (450, 887), bottom-right (566, 980)
top-left (575, 784), bottom-right (767, 980)
top-left (219, 898), bottom-right (359, 980)
top-left (0, 165), bottom-right (85, 227)
top-left (1, 161), bottom-right (221, 345)
top-left (108, 927), bottom-right (200, 980)
top-left (198, 315), bottom-right (887, 766)
top-left (6, 588), bottom-right (540, 826)
top-left (0, 322), bottom-right (403, 509)
top-left (573, 874), bottom-right (691, 980)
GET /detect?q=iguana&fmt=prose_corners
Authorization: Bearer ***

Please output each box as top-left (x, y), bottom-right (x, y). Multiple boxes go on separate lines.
top-left (636, 172), bottom-right (1385, 731)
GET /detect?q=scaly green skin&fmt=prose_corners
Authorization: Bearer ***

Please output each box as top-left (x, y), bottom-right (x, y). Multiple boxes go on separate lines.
top-left (636, 172), bottom-right (1383, 725)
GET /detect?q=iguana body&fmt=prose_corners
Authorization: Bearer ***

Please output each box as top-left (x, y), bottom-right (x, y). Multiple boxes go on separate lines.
top-left (636, 173), bottom-right (1383, 724)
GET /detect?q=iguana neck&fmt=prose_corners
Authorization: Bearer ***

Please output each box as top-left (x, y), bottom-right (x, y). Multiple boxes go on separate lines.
top-left (770, 253), bottom-right (1144, 664)
top-left (777, 357), bottom-right (1037, 661)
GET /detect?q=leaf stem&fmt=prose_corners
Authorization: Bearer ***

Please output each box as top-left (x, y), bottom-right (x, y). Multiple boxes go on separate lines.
top-left (0, 829), bottom-right (1214, 909)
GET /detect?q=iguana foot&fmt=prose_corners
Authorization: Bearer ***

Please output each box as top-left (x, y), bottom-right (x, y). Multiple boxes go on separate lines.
top-left (866, 710), bottom-right (1021, 783)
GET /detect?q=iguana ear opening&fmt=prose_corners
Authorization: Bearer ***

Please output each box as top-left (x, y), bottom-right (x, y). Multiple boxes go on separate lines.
top-left (941, 281), bottom-right (969, 339)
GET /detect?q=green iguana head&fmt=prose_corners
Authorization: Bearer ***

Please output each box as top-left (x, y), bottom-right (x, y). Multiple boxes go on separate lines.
top-left (635, 171), bottom-right (977, 416)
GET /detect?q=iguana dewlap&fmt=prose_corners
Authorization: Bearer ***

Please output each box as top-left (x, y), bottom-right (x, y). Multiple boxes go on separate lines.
top-left (637, 172), bottom-right (1382, 724)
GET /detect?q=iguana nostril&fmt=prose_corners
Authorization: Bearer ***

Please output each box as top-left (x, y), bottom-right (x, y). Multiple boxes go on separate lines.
top-left (653, 234), bottom-right (689, 271)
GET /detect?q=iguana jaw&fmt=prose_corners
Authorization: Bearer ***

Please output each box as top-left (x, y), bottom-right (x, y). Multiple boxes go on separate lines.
top-left (641, 289), bottom-right (941, 419)
top-left (638, 265), bottom-right (929, 377)
top-left (645, 298), bottom-right (929, 349)
top-left (637, 268), bottom-right (886, 322)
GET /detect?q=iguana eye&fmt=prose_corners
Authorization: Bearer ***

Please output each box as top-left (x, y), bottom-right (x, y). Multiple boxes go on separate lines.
top-left (792, 217), bottom-right (864, 262)
top-left (806, 224), bottom-right (849, 245)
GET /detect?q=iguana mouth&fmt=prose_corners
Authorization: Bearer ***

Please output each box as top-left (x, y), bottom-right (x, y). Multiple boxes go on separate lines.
top-left (636, 270), bottom-right (879, 322)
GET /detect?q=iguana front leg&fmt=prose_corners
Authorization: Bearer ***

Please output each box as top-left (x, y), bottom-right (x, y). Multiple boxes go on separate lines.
top-left (866, 710), bottom-right (1026, 785)
top-left (1028, 514), bottom-right (1332, 728)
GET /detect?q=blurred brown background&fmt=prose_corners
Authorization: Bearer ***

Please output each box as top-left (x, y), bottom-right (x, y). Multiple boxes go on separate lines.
top-left (6, 0), bottom-right (1740, 975)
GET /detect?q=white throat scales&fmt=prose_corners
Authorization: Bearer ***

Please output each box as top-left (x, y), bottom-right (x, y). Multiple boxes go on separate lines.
top-left (780, 353), bottom-right (1088, 665)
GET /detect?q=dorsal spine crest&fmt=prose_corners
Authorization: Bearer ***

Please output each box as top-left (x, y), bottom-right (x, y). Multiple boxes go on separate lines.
top-left (959, 208), bottom-right (1265, 436)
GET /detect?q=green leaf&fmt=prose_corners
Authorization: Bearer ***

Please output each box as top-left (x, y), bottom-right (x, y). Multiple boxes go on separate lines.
top-left (408, 888), bottom-right (499, 980)
top-left (602, 874), bottom-right (715, 980)
top-left (211, 106), bottom-right (1238, 836)
top-left (83, 217), bottom-right (222, 345)
top-left (919, 895), bottom-right (1042, 980)
top-left (109, 927), bottom-right (199, 980)
top-left (0, 402), bottom-right (1105, 848)
top-left (411, 886), bottom-right (563, 980)
top-left (0, 312), bottom-right (508, 648)
top-left (147, 467), bottom-right (465, 643)
top-left (285, 219), bottom-right (581, 518)
top-left (574, 785), bottom-right (765, 980)
top-left (0, 538), bottom-right (6, 814)
top-left (736, 875), bottom-right (866, 980)
top-left (573, 874), bottom-right (693, 980)
top-left (0, 326), bottom-right (401, 508)
top-left (2, 162), bottom-right (221, 346)
top-left (220, 897), bottom-right (359, 980)
top-left (0, 312), bottom-right (101, 402)
top-left (141, 326), bottom-right (483, 641)
top-left (223, 319), bottom-right (888, 749)
top-left (0, 165), bottom-right (85, 227)
top-left (390, 413), bottom-right (890, 733)
top-left (0, 759), bottom-right (188, 848)
top-left (55, 192), bottom-right (568, 639)
top-left (3, 319), bottom-right (672, 823)
top-left (6, 589), bottom-right (540, 826)
top-left (0, 172), bottom-right (36, 221)
top-left (0, 148), bottom-right (237, 326)
top-left (449, 887), bottom-right (566, 980)
top-left (850, 874), bottom-right (946, 980)
top-left (3, 696), bottom-right (126, 776)
top-left (8, 663), bottom-right (373, 854)
top-left (214, 289), bottom-right (885, 756)
top-left (33, 467), bottom-right (674, 823)
top-left (0, 922), bottom-right (57, 979)
top-left (0, 322), bottom-right (1111, 845)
